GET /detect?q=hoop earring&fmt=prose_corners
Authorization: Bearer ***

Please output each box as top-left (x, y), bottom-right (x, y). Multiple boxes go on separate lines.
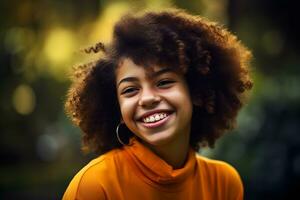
top-left (116, 122), bottom-right (128, 146)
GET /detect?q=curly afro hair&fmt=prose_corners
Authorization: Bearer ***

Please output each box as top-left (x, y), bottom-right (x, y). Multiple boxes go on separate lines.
top-left (65, 8), bottom-right (253, 154)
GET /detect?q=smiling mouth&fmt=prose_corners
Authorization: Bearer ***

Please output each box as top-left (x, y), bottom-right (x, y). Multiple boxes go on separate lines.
top-left (142, 112), bottom-right (169, 123)
top-left (139, 112), bottom-right (174, 129)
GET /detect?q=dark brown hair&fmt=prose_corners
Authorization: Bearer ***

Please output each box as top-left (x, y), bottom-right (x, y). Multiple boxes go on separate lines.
top-left (65, 8), bottom-right (253, 154)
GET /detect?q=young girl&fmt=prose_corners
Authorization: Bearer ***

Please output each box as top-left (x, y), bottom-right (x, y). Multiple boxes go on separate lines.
top-left (63, 8), bottom-right (252, 200)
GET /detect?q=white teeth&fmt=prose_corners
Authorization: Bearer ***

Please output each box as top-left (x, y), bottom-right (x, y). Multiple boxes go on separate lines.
top-left (150, 116), bottom-right (155, 122)
top-left (142, 113), bottom-right (168, 123)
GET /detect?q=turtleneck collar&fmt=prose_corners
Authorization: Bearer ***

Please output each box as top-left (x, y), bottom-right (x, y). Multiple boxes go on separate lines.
top-left (123, 137), bottom-right (197, 191)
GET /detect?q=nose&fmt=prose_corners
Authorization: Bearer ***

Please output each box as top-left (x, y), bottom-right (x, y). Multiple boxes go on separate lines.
top-left (138, 88), bottom-right (161, 108)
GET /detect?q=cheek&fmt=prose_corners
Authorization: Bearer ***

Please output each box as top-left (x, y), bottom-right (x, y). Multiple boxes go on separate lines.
top-left (168, 86), bottom-right (192, 106)
top-left (169, 87), bottom-right (193, 120)
top-left (119, 98), bottom-right (136, 121)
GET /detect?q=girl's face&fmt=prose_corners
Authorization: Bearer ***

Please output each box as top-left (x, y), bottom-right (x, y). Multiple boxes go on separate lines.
top-left (116, 58), bottom-right (193, 147)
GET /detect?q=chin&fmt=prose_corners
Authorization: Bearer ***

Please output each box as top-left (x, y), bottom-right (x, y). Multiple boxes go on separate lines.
top-left (140, 130), bottom-right (178, 147)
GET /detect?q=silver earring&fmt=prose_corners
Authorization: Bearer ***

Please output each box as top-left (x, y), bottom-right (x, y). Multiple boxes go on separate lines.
top-left (116, 122), bottom-right (127, 146)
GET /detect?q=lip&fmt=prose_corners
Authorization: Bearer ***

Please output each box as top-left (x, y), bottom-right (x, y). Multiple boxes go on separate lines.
top-left (137, 109), bottom-right (173, 121)
top-left (139, 112), bottom-right (173, 129)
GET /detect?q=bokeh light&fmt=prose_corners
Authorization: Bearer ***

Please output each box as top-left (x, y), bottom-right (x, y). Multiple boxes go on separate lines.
top-left (89, 2), bottom-right (131, 43)
top-left (12, 84), bottom-right (36, 115)
top-left (44, 28), bottom-right (75, 64)
top-left (43, 28), bottom-right (75, 80)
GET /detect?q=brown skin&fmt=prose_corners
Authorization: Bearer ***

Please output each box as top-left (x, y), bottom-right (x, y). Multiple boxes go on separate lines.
top-left (65, 8), bottom-right (253, 155)
top-left (116, 57), bottom-right (193, 168)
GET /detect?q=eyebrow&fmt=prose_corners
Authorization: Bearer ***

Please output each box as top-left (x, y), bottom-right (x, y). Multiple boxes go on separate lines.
top-left (117, 67), bottom-right (174, 88)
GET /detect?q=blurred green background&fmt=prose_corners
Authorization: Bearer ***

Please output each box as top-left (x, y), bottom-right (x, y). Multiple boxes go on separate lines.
top-left (1, 0), bottom-right (299, 199)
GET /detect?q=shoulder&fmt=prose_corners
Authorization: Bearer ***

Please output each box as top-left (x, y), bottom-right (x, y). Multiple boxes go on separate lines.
top-left (196, 154), bottom-right (241, 179)
top-left (196, 154), bottom-right (244, 199)
top-left (62, 149), bottom-right (122, 200)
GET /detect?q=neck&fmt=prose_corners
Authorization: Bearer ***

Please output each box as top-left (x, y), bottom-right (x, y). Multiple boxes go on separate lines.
top-left (142, 133), bottom-right (190, 169)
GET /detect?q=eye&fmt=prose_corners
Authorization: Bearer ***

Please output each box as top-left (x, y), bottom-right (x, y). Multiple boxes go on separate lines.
top-left (157, 79), bottom-right (175, 88)
top-left (121, 87), bottom-right (138, 95)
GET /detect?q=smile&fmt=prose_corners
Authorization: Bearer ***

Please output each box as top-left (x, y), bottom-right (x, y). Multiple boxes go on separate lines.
top-left (139, 112), bottom-right (173, 129)
top-left (142, 113), bottom-right (168, 123)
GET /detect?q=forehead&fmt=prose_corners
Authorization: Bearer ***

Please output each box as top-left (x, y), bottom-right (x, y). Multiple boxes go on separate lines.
top-left (116, 57), bottom-right (176, 79)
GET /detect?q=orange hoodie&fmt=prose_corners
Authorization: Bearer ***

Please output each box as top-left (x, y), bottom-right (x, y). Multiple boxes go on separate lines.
top-left (62, 138), bottom-right (243, 200)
